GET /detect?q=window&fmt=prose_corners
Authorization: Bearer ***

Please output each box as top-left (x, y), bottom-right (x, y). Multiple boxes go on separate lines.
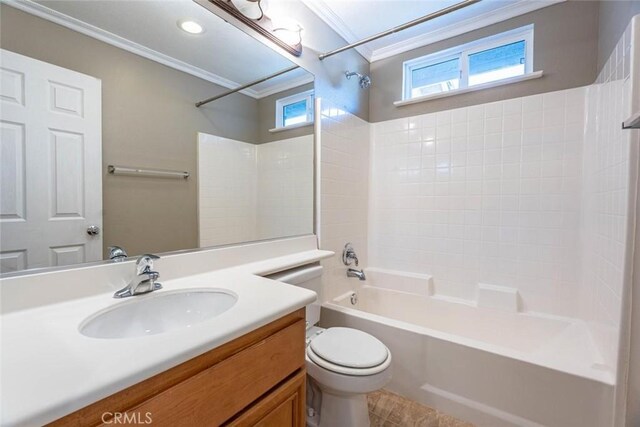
top-left (403, 26), bottom-right (533, 100)
top-left (275, 89), bottom-right (314, 128)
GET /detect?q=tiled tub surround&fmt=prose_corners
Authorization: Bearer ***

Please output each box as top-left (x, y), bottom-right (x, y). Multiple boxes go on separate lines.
top-left (318, 103), bottom-right (371, 303)
top-left (368, 70), bottom-right (636, 368)
top-left (198, 133), bottom-right (313, 247)
top-left (583, 19), bottom-right (637, 376)
top-left (369, 88), bottom-right (587, 319)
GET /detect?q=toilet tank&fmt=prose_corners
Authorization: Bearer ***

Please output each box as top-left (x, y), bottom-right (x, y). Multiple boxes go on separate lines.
top-left (266, 264), bottom-right (323, 328)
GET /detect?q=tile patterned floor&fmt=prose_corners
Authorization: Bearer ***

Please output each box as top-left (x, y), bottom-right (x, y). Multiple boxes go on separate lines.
top-left (367, 389), bottom-right (475, 427)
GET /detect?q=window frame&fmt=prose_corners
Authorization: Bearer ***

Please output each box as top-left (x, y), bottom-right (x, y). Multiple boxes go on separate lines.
top-left (402, 25), bottom-right (534, 101)
top-left (275, 89), bottom-right (315, 129)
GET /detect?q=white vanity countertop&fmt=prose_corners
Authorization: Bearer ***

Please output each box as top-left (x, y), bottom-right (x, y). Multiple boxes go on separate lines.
top-left (1, 249), bottom-right (334, 427)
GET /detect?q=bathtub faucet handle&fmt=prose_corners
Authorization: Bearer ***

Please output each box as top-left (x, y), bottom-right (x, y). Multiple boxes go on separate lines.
top-left (342, 243), bottom-right (359, 266)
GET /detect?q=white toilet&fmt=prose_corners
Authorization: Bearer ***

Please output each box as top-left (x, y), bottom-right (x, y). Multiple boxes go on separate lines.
top-left (269, 264), bottom-right (392, 427)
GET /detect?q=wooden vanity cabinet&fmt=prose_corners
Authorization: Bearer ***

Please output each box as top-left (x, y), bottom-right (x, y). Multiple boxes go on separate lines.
top-left (49, 309), bottom-right (306, 427)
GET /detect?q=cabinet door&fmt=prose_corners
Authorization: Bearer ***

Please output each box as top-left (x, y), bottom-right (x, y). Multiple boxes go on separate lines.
top-left (228, 370), bottom-right (306, 427)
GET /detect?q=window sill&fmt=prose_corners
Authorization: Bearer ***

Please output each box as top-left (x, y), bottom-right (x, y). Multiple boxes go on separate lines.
top-left (268, 121), bottom-right (313, 133)
top-left (394, 71), bottom-right (544, 107)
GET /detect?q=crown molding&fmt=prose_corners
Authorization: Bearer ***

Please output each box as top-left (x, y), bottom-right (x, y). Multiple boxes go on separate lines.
top-left (301, 0), bottom-right (563, 64)
top-left (253, 73), bottom-right (314, 98)
top-left (369, 0), bottom-right (563, 62)
top-left (2, 0), bottom-right (311, 99)
top-left (300, 0), bottom-right (373, 61)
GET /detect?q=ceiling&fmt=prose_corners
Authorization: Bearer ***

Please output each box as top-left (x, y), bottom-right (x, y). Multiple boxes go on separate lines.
top-left (6, 0), bottom-right (313, 98)
top-left (302, 0), bottom-right (564, 62)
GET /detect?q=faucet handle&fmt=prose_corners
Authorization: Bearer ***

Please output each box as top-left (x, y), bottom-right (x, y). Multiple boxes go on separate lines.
top-left (136, 254), bottom-right (160, 275)
top-left (342, 243), bottom-right (359, 266)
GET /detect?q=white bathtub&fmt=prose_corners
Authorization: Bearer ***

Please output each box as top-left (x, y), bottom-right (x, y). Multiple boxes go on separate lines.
top-left (320, 269), bottom-right (615, 427)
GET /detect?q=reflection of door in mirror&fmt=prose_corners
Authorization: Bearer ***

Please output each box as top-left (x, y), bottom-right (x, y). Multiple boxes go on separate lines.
top-left (0, 49), bottom-right (102, 274)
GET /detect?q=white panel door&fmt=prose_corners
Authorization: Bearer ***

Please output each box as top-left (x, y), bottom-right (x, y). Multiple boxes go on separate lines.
top-left (0, 49), bottom-right (102, 273)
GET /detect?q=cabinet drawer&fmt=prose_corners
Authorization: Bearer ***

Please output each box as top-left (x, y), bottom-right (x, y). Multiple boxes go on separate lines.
top-left (227, 370), bottom-right (306, 427)
top-left (124, 319), bottom-right (305, 426)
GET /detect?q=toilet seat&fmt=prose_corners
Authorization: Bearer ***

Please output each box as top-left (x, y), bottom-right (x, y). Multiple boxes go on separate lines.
top-left (307, 327), bottom-right (391, 376)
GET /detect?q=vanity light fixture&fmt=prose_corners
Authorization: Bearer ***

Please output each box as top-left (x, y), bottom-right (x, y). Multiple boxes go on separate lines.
top-left (199, 0), bottom-right (303, 56)
top-left (178, 19), bottom-right (205, 34)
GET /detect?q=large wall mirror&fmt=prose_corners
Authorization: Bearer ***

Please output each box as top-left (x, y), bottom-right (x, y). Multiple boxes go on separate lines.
top-left (0, 0), bottom-right (315, 275)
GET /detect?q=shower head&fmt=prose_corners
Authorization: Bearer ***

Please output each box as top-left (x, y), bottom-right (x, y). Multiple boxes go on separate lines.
top-left (345, 71), bottom-right (371, 89)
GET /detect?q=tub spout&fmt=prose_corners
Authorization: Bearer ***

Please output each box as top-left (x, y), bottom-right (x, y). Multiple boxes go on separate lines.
top-left (347, 268), bottom-right (366, 281)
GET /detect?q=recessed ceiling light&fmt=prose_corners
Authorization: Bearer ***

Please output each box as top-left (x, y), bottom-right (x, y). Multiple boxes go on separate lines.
top-left (178, 20), bottom-right (204, 35)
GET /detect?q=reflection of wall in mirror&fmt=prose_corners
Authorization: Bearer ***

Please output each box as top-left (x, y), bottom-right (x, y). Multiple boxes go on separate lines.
top-left (198, 133), bottom-right (313, 248)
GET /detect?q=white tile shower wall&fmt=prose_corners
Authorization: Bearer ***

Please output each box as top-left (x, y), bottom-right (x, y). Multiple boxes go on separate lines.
top-left (198, 133), bottom-right (257, 247)
top-left (582, 18), bottom-right (636, 371)
top-left (198, 133), bottom-right (314, 248)
top-left (319, 102), bottom-right (371, 302)
top-left (369, 88), bottom-right (587, 317)
top-left (256, 135), bottom-right (314, 240)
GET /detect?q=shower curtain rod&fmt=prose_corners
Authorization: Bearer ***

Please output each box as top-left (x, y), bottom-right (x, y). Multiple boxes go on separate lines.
top-left (318, 0), bottom-right (482, 60)
top-left (196, 65), bottom-right (300, 107)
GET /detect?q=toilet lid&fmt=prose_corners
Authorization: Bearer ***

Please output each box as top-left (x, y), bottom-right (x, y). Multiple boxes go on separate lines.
top-left (309, 327), bottom-right (388, 369)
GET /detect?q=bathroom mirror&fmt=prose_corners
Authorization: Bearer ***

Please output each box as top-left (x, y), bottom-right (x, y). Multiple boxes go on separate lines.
top-left (0, 0), bottom-right (315, 274)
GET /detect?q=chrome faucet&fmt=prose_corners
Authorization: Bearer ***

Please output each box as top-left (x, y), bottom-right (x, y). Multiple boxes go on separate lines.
top-left (113, 254), bottom-right (162, 298)
top-left (342, 243), bottom-right (359, 266)
top-left (347, 268), bottom-right (366, 281)
top-left (108, 246), bottom-right (128, 262)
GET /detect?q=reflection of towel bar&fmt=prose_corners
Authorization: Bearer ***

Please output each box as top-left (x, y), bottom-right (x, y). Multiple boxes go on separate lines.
top-left (107, 165), bottom-right (190, 179)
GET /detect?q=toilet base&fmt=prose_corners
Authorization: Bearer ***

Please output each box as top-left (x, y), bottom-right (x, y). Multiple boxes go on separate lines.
top-left (307, 376), bottom-right (371, 427)
top-left (319, 390), bottom-right (370, 427)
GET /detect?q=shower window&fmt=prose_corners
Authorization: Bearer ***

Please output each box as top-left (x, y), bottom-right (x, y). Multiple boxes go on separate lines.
top-left (408, 56), bottom-right (461, 98)
top-left (468, 40), bottom-right (527, 86)
top-left (275, 89), bottom-right (314, 128)
top-left (402, 25), bottom-right (533, 101)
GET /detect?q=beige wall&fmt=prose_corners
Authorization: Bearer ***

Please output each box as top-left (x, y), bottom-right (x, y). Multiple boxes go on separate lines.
top-left (0, 5), bottom-right (265, 257)
top-left (368, 1), bottom-right (599, 122)
top-left (597, 0), bottom-right (640, 73)
top-left (258, 82), bottom-right (314, 143)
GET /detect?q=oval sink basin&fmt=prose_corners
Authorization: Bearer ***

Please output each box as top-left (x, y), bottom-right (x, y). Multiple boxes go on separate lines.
top-left (80, 289), bottom-right (237, 339)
